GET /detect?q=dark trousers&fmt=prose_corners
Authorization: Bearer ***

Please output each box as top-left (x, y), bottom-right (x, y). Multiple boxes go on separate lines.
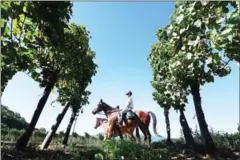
top-left (119, 109), bottom-right (130, 125)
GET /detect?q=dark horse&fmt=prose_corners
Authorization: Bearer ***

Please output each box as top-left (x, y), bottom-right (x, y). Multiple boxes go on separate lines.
top-left (92, 99), bottom-right (161, 144)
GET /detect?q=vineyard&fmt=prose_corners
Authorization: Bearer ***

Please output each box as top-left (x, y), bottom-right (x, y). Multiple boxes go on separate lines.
top-left (1, 1), bottom-right (240, 160)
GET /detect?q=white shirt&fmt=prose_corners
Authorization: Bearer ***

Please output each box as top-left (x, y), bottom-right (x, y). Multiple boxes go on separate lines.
top-left (126, 96), bottom-right (133, 109)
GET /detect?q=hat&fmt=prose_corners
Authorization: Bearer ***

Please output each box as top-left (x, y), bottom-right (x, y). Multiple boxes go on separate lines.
top-left (126, 91), bottom-right (132, 96)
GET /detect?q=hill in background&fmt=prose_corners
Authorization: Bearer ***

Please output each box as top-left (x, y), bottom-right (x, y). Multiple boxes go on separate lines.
top-left (1, 105), bottom-right (29, 130)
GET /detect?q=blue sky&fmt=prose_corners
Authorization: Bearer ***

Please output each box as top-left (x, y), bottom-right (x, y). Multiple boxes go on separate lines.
top-left (2, 2), bottom-right (239, 138)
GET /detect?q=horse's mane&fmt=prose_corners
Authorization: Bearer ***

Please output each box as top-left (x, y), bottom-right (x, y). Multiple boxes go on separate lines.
top-left (102, 101), bottom-right (115, 110)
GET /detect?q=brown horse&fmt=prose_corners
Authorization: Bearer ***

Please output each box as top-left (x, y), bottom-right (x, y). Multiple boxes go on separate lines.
top-left (92, 99), bottom-right (161, 144)
top-left (94, 118), bottom-right (137, 141)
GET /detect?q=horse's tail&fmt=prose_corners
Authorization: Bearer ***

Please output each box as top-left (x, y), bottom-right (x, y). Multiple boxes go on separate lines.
top-left (148, 111), bottom-right (161, 137)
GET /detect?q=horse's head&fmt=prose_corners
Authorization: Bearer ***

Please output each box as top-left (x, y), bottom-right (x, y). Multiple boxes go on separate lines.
top-left (92, 99), bottom-right (115, 116)
top-left (92, 99), bottom-right (105, 115)
top-left (94, 118), bottom-right (107, 129)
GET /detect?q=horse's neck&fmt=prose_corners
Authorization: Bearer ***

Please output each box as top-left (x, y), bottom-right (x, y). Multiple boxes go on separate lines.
top-left (103, 108), bottom-right (115, 118)
top-left (107, 112), bottom-right (113, 118)
top-left (106, 111), bottom-right (118, 119)
top-left (101, 121), bottom-right (108, 131)
top-left (102, 103), bottom-right (119, 120)
top-left (104, 111), bottom-right (109, 118)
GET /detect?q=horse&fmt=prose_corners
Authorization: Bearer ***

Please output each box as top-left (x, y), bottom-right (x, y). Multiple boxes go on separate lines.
top-left (94, 117), bottom-right (137, 142)
top-left (92, 99), bottom-right (161, 144)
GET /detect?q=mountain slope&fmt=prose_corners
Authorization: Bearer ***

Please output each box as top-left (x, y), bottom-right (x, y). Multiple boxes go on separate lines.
top-left (1, 105), bottom-right (28, 130)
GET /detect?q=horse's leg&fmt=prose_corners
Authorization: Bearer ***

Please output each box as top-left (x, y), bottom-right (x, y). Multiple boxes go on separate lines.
top-left (103, 126), bottom-right (109, 141)
top-left (107, 123), bottom-right (114, 138)
top-left (146, 129), bottom-right (151, 145)
top-left (135, 117), bottom-right (148, 143)
top-left (137, 112), bottom-right (152, 145)
top-left (146, 114), bottom-right (152, 145)
top-left (136, 127), bottom-right (141, 144)
top-left (104, 126), bottom-right (110, 141)
top-left (103, 133), bottom-right (108, 141)
top-left (115, 124), bottom-right (123, 140)
top-left (131, 128), bottom-right (137, 143)
top-left (126, 127), bottom-right (136, 143)
top-left (137, 123), bottom-right (147, 143)
top-left (104, 122), bottom-right (112, 141)
top-left (128, 132), bottom-right (136, 142)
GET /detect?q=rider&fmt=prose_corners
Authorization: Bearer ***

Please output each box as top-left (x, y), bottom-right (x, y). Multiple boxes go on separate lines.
top-left (117, 91), bottom-right (134, 126)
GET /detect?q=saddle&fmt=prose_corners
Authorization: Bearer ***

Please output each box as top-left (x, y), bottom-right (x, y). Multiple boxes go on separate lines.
top-left (124, 110), bottom-right (136, 120)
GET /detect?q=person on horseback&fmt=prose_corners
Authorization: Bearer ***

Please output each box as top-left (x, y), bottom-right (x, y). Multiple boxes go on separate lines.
top-left (117, 91), bottom-right (134, 126)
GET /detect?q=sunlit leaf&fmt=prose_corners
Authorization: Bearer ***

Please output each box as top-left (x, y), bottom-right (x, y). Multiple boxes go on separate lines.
top-left (194, 19), bottom-right (202, 28)
top-left (176, 14), bottom-right (184, 24)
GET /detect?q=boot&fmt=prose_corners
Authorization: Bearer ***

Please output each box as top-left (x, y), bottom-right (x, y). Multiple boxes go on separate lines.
top-left (123, 119), bottom-right (128, 126)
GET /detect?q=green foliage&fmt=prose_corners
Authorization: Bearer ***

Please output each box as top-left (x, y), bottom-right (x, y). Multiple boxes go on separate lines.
top-left (2, 2), bottom-right (97, 150)
top-left (37, 128), bottom-right (47, 134)
top-left (149, 1), bottom-right (239, 98)
top-left (67, 136), bottom-right (103, 160)
top-left (2, 106), bottom-right (54, 144)
top-left (1, 105), bottom-right (28, 130)
top-left (70, 145), bottom-right (103, 160)
top-left (148, 1), bottom-right (239, 154)
top-left (101, 140), bottom-right (145, 160)
top-left (52, 24), bottom-right (97, 119)
top-left (1, 106), bottom-right (99, 149)
top-left (58, 131), bottom-right (65, 137)
top-left (68, 140), bottom-right (187, 160)
top-left (28, 23), bottom-right (94, 90)
top-left (33, 129), bottom-right (47, 138)
top-left (212, 132), bottom-right (240, 151)
top-left (72, 132), bottom-right (79, 137)
top-left (1, 1), bottom-right (73, 92)
top-left (97, 133), bottom-right (104, 141)
top-left (3, 107), bottom-right (43, 144)
top-left (191, 127), bottom-right (240, 151)
top-left (208, 2), bottom-right (240, 62)
top-left (149, 1), bottom-right (239, 101)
